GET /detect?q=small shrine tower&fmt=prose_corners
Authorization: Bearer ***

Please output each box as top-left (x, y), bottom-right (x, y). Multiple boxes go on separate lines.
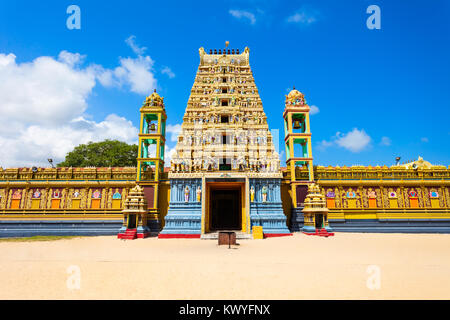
top-left (118, 185), bottom-right (150, 239)
top-left (283, 88), bottom-right (314, 231)
top-left (302, 183), bottom-right (334, 236)
top-left (136, 89), bottom-right (167, 232)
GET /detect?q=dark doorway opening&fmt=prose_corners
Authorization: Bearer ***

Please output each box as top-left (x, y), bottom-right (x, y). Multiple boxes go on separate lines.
top-left (128, 214), bottom-right (137, 229)
top-left (210, 189), bottom-right (241, 230)
top-left (315, 214), bottom-right (323, 229)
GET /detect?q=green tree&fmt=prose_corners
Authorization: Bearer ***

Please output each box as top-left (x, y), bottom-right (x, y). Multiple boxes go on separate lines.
top-left (57, 140), bottom-right (138, 167)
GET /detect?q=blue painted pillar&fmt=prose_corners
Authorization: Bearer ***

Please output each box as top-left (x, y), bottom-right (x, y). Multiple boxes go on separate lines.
top-left (160, 178), bottom-right (202, 236)
top-left (249, 178), bottom-right (290, 235)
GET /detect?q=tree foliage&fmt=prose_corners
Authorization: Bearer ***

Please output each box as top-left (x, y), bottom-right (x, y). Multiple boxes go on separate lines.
top-left (57, 140), bottom-right (138, 167)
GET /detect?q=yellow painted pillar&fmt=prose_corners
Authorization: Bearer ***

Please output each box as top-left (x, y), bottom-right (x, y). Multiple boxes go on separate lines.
top-left (305, 113), bottom-right (311, 133)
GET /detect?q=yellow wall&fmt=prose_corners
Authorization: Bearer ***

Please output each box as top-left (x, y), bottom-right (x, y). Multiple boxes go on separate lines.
top-left (158, 181), bottom-right (171, 228)
top-left (280, 182), bottom-right (292, 226)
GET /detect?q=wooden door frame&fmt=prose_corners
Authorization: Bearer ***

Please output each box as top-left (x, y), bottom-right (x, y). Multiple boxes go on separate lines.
top-left (205, 182), bottom-right (245, 233)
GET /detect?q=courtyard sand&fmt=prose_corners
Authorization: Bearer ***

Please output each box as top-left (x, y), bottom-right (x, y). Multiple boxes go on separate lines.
top-left (0, 232), bottom-right (449, 300)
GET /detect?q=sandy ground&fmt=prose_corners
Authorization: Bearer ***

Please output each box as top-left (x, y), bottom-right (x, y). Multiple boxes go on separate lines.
top-left (0, 232), bottom-right (449, 300)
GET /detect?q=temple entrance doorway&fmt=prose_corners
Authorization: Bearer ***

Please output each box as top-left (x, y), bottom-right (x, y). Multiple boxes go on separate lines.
top-left (210, 189), bottom-right (240, 230)
top-left (315, 214), bottom-right (323, 229)
top-left (128, 214), bottom-right (137, 229)
top-left (206, 181), bottom-right (245, 232)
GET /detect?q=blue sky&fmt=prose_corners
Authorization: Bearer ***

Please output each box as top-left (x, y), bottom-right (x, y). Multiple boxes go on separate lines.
top-left (0, 0), bottom-right (449, 167)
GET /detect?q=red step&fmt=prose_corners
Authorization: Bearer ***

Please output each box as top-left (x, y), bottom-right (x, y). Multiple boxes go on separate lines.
top-left (303, 229), bottom-right (335, 237)
top-left (118, 228), bottom-right (137, 240)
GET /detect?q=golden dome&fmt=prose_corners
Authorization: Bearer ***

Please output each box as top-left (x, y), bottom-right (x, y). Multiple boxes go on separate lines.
top-left (287, 89), bottom-right (303, 99)
top-left (285, 87), bottom-right (306, 106)
top-left (143, 89), bottom-right (164, 107)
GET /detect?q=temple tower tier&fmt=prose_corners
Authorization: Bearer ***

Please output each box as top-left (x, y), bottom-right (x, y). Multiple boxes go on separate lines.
top-left (159, 45), bottom-right (290, 238)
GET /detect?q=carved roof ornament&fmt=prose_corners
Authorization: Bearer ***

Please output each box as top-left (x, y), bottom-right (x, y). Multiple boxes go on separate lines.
top-left (397, 156), bottom-right (433, 169)
top-left (285, 87), bottom-right (306, 106)
top-left (142, 89), bottom-right (165, 109)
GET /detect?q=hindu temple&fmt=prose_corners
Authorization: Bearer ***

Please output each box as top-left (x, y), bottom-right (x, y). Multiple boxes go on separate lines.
top-left (0, 45), bottom-right (449, 238)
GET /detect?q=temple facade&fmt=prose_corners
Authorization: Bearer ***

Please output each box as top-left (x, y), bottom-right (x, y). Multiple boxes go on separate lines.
top-left (159, 47), bottom-right (290, 238)
top-left (0, 46), bottom-right (449, 238)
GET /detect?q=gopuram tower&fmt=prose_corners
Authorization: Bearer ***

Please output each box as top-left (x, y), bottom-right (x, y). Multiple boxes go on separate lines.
top-left (159, 45), bottom-right (291, 238)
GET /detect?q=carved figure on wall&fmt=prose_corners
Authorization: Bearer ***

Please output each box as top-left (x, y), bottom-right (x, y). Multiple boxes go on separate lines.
top-left (367, 189), bottom-right (377, 198)
top-left (12, 190), bottom-right (22, 199)
top-left (53, 189), bottom-right (61, 199)
top-left (113, 189), bottom-right (122, 199)
top-left (261, 186), bottom-right (268, 203)
top-left (250, 186), bottom-right (255, 202)
top-left (430, 191), bottom-right (439, 198)
top-left (32, 189), bottom-right (41, 198)
top-left (326, 191), bottom-right (336, 198)
top-left (73, 190), bottom-right (81, 198)
top-left (388, 189), bottom-right (397, 198)
top-left (196, 186), bottom-right (202, 202)
top-left (184, 186), bottom-right (190, 202)
top-left (92, 189), bottom-right (102, 199)
top-left (409, 190), bottom-right (418, 198)
top-left (346, 188), bottom-right (356, 198)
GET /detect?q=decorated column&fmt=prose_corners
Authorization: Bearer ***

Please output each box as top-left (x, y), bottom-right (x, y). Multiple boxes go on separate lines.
top-left (136, 90), bottom-right (167, 233)
top-left (283, 88), bottom-right (314, 231)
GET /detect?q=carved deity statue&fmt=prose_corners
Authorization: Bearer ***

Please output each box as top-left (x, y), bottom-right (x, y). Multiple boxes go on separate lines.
top-left (33, 189), bottom-right (41, 199)
top-left (261, 186), bottom-right (268, 203)
top-left (346, 188), bottom-right (356, 198)
top-left (196, 186), bottom-right (202, 202)
top-left (184, 186), bottom-right (190, 202)
top-left (250, 186), bottom-right (255, 202)
top-left (113, 188), bottom-right (122, 199)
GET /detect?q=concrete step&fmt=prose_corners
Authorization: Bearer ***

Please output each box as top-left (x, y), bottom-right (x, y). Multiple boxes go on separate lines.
top-left (201, 231), bottom-right (253, 240)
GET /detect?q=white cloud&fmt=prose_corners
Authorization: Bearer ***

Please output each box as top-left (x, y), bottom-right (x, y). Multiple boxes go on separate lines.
top-left (114, 55), bottom-right (156, 95)
top-left (380, 136), bottom-right (391, 146)
top-left (335, 128), bottom-right (371, 152)
top-left (161, 66), bottom-right (176, 79)
top-left (310, 105), bottom-right (319, 115)
top-left (166, 124), bottom-right (182, 142)
top-left (0, 115), bottom-right (138, 167)
top-left (95, 35), bottom-right (157, 95)
top-left (287, 6), bottom-right (319, 25)
top-left (0, 49), bottom-right (151, 168)
top-left (58, 51), bottom-right (86, 67)
top-left (317, 128), bottom-right (371, 153)
top-left (421, 137), bottom-right (429, 143)
top-left (316, 139), bottom-right (333, 151)
top-left (0, 52), bottom-right (96, 128)
top-left (125, 35), bottom-right (147, 55)
top-left (229, 9), bottom-right (256, 25)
